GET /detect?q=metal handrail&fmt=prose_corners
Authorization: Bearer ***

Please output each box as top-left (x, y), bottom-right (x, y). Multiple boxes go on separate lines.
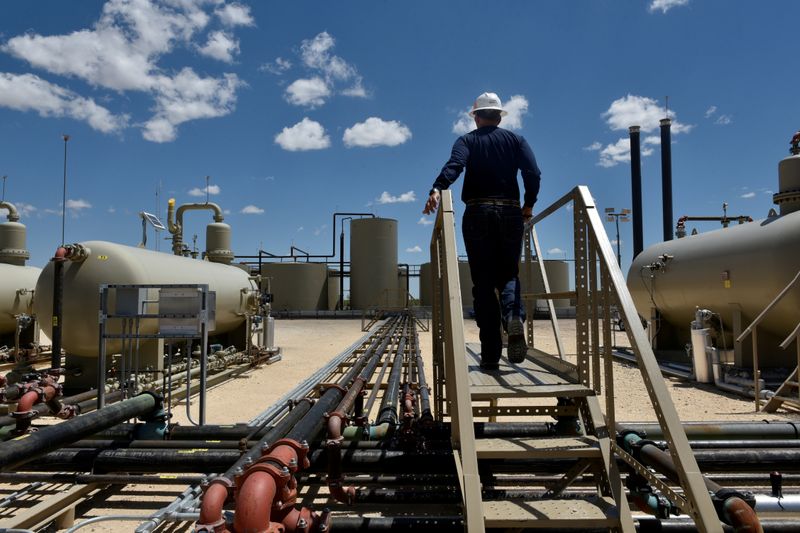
top-left (429, 190), bottom-right (484, 533)
top-left (735, 269), bottom-right (800, 410)
top-left (534, 186), bottom-right (721, 532)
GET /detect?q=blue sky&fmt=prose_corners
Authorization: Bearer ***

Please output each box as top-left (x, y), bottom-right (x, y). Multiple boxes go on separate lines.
top-left (0, 0), bottom-right (797, 285)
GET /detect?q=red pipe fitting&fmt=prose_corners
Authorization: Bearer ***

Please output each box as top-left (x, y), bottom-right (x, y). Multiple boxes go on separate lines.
top-left (196, 477), bottom-right (234, 532)
top-left (722, 496), bottom-right (764, 533)
top-left (12, 381), bottom-right (59, 434)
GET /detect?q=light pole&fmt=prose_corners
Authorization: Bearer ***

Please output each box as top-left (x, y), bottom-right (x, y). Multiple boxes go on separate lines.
top-left (61, 134), bottom-right (70, 245)
top-left (604, 208), bottom-right (630, 266)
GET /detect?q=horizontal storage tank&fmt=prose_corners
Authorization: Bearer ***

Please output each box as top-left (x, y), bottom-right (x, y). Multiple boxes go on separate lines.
top-left (0, 264), bottom-right (40, 334)
top-left (350, 218), bottom-right (398, 310)
top-left (260, 262), bottom-right (329, 311)
top-left (34, 241), bottom-right (255, 357)
top-left (628, 148), bottom-right (800, 367)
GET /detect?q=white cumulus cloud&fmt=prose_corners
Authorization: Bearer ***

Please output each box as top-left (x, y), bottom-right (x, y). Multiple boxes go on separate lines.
top-left (284, 32), bottom-right (366, 104)
top-left (715, 115), bottom-right (733, 125)
top-left (1, 0), bottom-right (246, 142)
top-left (343, 117), bottom-right (411, 148)
top-left (584, 141), bottom-right (603, 151)
top-left (603, 95), bottom-right (692, 134)
top-left (274, 118), bottom-right (331, 151)
top-left (649, 0), bottom-right (690, 14)
top-left (284, 77), bottom-right (330, 107)
top-left (453, 94), bottom-right (529, 135)
top-left (241, 204), bottom-right (264, 214)
top-left (377, 191), bottom-right (416, 204)
top-left (705, 105), bottom-right (717, 118)
top-left (547, 247), bottom-right (565, 255)
top-left (215, 3), bottom-right (255, 27)
top-left (405, 245), bottom-right (422, 253)
top-left (597, 136), bottom-right (658, 168)
top-left (740, 192), bottom-right (756, 199)
top-left (188, 184), bottom-right (221, 197)
top-left (198, 31), bottom-right (239, 63)
top-left (417, 216), bottom-right (434, 226)
top-left (0, 73), bottom-right (128, 133)
top-left (15, 203), bottom-right (37, 218)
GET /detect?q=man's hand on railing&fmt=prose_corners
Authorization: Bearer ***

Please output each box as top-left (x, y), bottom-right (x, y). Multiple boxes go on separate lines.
top-left (522, 205), bottom-right (533, 220)
top-left (423, 189), bottom-right (441, 215)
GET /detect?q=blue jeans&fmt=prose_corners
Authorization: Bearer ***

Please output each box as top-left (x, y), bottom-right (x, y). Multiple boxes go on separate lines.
top-left (462, 204), bottom-right (526, 363)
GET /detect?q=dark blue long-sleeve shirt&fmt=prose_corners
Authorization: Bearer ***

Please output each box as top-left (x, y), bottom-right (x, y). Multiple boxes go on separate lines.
top-left (431, 126), bottom-right (541, 208)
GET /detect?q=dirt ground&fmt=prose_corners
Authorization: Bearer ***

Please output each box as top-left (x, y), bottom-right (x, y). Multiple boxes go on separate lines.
top-left (3, 317), bottom-right (798, 531)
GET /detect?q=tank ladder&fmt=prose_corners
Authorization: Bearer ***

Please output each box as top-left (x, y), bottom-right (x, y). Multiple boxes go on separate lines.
top-left (429, 188), bottom-right (723, 532)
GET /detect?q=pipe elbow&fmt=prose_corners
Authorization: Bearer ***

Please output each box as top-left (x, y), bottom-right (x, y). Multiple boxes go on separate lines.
top-left (328, 481), bottom-right (356, 505)
top-left (722, 496), bottom-right (763, 533)
top-left (197, 480), bottom-right (231, 531)
top-left (0, 201), bottom-right (20, 222)
top-left (233, 471), bottom-right (277, 533)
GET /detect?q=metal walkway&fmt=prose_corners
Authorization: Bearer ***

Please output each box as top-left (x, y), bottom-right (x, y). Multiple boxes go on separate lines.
top-left (429, 188), bottom-right (723, 532)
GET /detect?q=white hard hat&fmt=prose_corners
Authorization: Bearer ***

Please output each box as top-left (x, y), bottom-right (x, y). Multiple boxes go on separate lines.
top-left (469, 92), bottom-right (508, 117)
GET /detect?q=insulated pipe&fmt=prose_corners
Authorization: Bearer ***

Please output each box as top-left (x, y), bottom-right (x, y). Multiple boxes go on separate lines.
top-left (50, 246), bottom-right (67, 370)
top-left (326, 320), bottom-right (400, 503)
top-left (630, 125), bottom-right (644, 257)
top-left (377, 336), bottom-right (407, 427)
top-left (413, 330), bottom-right (433, 427)
top-left (0, 392), bottom-right (160, 471)
top-left (0, 201), bottom-right (20, 222)
top-left (660, 117), bottom-right (674, 241)
top-left (621, 421), bottom-right (800, 441)
top-left (621, 432), bottom-right (762, 533)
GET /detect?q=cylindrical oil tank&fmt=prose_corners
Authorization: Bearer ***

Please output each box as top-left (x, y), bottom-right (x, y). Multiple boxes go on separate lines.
top-left (260, 262), bottom-right (328, 311)
top-left (419, 262), bottom-right (432, 306)
top-left (520, 260), bottom-right (571, 308)
top-left (396, 266), bottom-right (409, 308)
top-left (0, 221), bottom-right (30, 266)
top-left (350, 218), bottom-right (397, 310)
top-left (34, 241), bottom-right (254, 357)
top-left (327, 269), bottom-right (340, 311)
top-left (0, 264), bottom-right (40, 334)
top-left (205, 222), bottom-right (233, 264)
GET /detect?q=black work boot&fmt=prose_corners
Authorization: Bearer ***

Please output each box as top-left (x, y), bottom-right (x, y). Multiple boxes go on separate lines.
top-left (507, 318), bottom-right (527, 364)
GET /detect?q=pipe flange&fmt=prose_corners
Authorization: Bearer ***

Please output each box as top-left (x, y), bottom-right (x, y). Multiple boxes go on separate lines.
top-left (263, 438), bottom-right (310, 470)
top-left (319, 383), bottom-right (347, 395)
top-left (235, 461), bottom-right (290, 492)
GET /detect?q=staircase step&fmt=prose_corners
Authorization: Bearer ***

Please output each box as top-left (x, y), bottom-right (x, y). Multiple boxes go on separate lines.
top-left (470, 383), bottom-right (594, 400)
top-left (483, 495), bottom-right (619, 528)
top-left (475, 436), bottom-right (601, 459)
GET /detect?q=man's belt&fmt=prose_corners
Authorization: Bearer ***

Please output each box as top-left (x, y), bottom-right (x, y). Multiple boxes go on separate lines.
top-left (465, 198), bottom-right (520, 207)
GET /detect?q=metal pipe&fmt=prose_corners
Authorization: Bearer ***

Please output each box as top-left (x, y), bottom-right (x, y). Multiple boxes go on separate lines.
top-left (629, 125), bottom-right (644, 257)
top-left (377, 336), bottom-right (406, 427)
top-left (414, 329), bottom-right (433, 427)
top-left (660, 117), bottom-right (674, 241)
top-left (166, 198), bottom-right (224, 256)
top-left (0, 392), bottom-right (160, 471)
top-left (0, 200), bottom-right (20, 222)
top-left (620, 421), bottom-right (800, 441)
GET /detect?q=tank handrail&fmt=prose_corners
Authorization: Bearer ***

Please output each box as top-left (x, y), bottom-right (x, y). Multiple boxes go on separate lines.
top-left (736, 269), bottom-right (800, 343)
top-left (0, 201), bottom-right (20, 222)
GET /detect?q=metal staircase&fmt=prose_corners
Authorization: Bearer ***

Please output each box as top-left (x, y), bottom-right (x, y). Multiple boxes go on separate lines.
top-left (429, 188), bottom-right (723, 532)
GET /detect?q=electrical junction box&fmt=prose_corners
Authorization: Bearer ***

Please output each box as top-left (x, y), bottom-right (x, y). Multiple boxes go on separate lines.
top-left (115, 287), bottom-right (148, 316)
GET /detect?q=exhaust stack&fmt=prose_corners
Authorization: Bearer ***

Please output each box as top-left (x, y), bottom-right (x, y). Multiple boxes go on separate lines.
top-left (629, 126), bottom-right (644, 257)
top-left (660, 118), bottom-right (674, 241)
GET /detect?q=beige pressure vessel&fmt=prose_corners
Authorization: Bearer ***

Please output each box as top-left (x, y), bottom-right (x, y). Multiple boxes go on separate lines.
top-left (350, 218), bottom-right (398, 310)
top-left (34, 241), bottom-right (255, 357)
top-left (260, 262), bottom-right (329, 311)
top-left (0, 222), bottom-right (30, 266)
top-left (627, 151), bottom-right (800, 367)
top-left (206, 222), bottom-right (234, 264)
top-left (0, 264), bottom-right (40, 334)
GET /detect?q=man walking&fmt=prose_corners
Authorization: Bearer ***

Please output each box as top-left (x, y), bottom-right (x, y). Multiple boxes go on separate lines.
top-left (423, 92), bottom-right (541, 370)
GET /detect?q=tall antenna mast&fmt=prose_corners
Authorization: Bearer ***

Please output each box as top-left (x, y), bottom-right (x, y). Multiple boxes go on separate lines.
top-left (1, 175), bottom-right (7, 202)
top-left (205, 175), bottom-right (211, 204)
top-left (61, 134), bottom-right (70, 245)
top-left (155, 181), bottom-right (162, 251)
